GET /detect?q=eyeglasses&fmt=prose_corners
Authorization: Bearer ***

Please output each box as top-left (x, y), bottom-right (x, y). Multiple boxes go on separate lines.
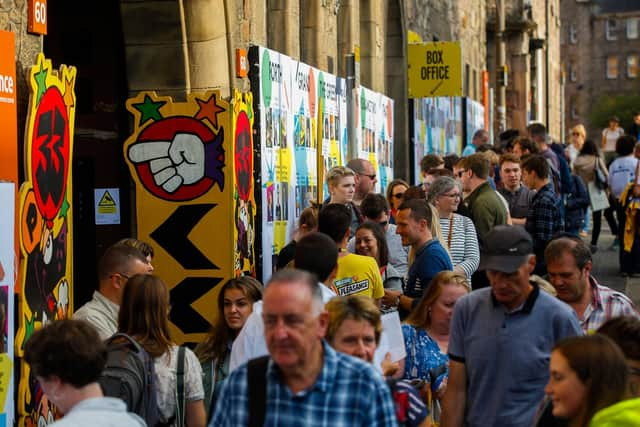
top-left (360, 173), bottom-right (376, 180)
top-left (392, 193), bottom-right (405, 199)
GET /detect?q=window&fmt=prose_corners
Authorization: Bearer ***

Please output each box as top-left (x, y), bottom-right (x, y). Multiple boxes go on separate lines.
top-left (627, 18), bottom-right (639, 39)
top-left (606, 56), bottom-right (619, 79)
top-left (569, 62), bottom-right (577, 82)
top-left (628, 55), bottom-right (639, 78)
top-left (606, 19), bottom-right (618, 40)
top-left (570, 100), bottom-right (579, 120)
top-left (569, 23), bottom-right (577, 44)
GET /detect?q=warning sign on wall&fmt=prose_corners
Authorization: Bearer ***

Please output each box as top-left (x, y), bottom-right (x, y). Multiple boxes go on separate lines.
top-left (407, 41), bottom-right (462, 98)
top-left (94, 188), bottom-right (120, 225)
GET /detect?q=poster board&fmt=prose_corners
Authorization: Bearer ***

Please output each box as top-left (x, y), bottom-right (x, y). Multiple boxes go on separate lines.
top-left (465, 97), bottom-right (485, 147)
top-left (16, 54), bottom-right (76, 427)
top-left (123, 90), bottom-right (232, 343)
top-left (413, 97), bottom-right (463, 183)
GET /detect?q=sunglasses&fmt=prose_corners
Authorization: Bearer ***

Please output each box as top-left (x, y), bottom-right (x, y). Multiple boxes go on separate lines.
top-left (572, 132), bottom-right (581, 136)
top-left (360, 173), bottom-right (376, 180)
top-left (392, 192), bottom-right (405, 199)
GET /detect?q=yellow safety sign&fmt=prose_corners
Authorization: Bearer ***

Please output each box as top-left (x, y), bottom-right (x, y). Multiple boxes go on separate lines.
top-left (407, 41), bottom-right (462, 98)
top-left (97, 190), bottom-right (117, 214)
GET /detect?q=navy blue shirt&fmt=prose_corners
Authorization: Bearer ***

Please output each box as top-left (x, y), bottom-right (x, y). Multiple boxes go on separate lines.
top-left (404, 239), bottom-right (452, 300)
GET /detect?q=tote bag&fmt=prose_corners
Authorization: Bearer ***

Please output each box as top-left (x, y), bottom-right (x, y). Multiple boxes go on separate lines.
top-left (588, 181), bottom-right (610, 212)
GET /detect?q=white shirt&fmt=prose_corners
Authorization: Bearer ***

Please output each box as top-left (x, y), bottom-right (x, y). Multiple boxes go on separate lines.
top-left (73, 291), bottom-right (119, 340)
top-left (602, 127), bottom-right (624, 152)
top-left (229, 283), bottom-right (392, 373)
top-left (50, 397), bottom-right (146, 427)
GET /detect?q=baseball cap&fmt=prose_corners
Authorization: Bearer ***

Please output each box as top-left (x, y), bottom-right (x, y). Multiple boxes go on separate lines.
top-left (479, 225), bottom-right (533, 273)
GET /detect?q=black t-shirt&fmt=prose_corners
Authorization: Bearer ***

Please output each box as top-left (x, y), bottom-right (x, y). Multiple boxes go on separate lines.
top-left (276, 240), bottom-right (297, 270)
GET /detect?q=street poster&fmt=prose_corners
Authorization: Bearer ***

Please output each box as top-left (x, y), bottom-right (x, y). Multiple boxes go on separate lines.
top-left (123, 90), bottom-right (233, 343)
top-left (16, 54), bottom-right (76, 427)
top-left (0, 182), bottom-right (15, 427)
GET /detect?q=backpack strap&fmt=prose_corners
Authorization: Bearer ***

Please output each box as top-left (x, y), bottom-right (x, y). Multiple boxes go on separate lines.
top-left (247, 356), bottom-right (270, 427)
top-left (176, 346), bottom-right (186, 427)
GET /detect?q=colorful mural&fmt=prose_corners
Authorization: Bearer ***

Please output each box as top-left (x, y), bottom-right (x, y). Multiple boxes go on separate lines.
top-left (124, 91), bottom-right (232, 343)
top-left (232, 91), bottom-right (256, 277)
top-left (16, 54), bottom-right (76, 427)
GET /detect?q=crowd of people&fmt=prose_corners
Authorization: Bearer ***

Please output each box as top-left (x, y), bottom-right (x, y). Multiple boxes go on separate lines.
top-left (22, 120), bottom-right (640, 427)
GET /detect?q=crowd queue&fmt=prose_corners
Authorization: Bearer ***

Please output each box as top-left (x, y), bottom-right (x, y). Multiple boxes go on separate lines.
top-left (23, 120), bottom-right (640, 427)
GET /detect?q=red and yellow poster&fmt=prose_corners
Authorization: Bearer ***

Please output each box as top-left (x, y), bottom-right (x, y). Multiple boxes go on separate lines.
top-left (123, 91), bottom-right (233, 343)
top-left (16, 53), bottom-right (76, 427)
top-left (232, 90), bottom-right (256, 277)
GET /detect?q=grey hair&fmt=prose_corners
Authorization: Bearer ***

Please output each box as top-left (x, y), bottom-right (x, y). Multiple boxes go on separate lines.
top-left (266, 268), bottom-right (324, 314)
top-left (427, 176), bottom-right (462, 205)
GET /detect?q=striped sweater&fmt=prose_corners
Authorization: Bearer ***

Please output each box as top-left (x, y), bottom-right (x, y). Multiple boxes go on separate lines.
top-left (439, 213), bottom-right (480, 281)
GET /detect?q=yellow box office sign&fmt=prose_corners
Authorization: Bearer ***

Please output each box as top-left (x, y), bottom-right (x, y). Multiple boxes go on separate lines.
top-left (408, 41), bottom-right (462, 98)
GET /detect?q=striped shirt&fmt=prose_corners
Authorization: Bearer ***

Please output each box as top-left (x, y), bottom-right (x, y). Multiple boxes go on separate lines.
top-left (581, 276), bottom-right (639, 334)
top-left (211, 342), bottom-right (398, 427)
top-left (439, 214), bottom-right (480, 281)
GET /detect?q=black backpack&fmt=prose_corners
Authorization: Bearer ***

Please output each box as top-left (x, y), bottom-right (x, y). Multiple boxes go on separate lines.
top-left (99, 333), bottom-right (163, 427)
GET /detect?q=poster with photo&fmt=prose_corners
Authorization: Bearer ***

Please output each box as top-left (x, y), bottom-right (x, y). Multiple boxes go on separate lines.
top-left (318, 72), bottom-right (348, 199)
top-left (465, 97), bottom-right (486, 147)
top-left (355, 86), bottom-right (381, 192)
top-left (377, 94), bottom-right (395, 194)
top-left (0, 182), bottom-right (15, 426)
top-left (291, 61), bottom-right (318, 221)
top-left (413, 97), bottom-right (463, 183)
top-left (256, 47), bottom-right (293, 278)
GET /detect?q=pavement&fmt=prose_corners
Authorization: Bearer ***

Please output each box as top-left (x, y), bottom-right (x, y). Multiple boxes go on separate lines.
top-left (582, 227), bottom-right (640, 306)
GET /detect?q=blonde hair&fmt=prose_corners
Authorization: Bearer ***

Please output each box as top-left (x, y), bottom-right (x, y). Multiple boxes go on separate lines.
top-left (326, 295), bottom-right (383, 345)
top-left (326, 166), bottom-right (355, 186)
top-left (571, 124), bottom-right (586, 140)
top-left (405, 271), bottom-right (469, 328)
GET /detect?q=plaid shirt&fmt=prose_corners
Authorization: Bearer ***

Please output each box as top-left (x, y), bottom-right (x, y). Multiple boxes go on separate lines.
top-left (526, 182), bottom-right (563, 254)
top-left (582, 276), bottom-right (640, 333)
top-left (210, 341), bottom-right (398, 427)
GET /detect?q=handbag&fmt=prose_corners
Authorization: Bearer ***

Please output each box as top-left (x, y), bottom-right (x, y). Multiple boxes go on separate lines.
top-left (594, 157), bottom-right (608, 190)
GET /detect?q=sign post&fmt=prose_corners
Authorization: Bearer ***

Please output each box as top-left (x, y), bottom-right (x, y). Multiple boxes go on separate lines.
top-left (407, 41), bottom-right (462, 98)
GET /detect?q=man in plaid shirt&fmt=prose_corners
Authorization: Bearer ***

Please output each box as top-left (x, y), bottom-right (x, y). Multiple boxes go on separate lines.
top-left (522, 154), bottom-right (563, 275)
top-left (545, 236), bottom-right (639, 333)
top-left (210, 269), bottom-right (397, 426)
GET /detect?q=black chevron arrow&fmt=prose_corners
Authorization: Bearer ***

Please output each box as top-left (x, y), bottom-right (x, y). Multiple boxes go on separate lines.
top-left (150, 204), bottom-right (218, 270)
top-left (170, 276), bottom-right (222, 334)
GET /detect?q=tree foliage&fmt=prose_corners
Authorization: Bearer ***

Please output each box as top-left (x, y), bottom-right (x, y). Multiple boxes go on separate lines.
top-left (588, 93), bottom-right (640, 132)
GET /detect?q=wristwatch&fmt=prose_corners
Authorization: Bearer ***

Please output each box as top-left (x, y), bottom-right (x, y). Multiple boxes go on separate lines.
top-left (394, 295), bottom-right (400, 307)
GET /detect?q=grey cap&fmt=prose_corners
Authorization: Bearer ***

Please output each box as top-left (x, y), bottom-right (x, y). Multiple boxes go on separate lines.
top-left (479, 225), bottom-right (533, 273)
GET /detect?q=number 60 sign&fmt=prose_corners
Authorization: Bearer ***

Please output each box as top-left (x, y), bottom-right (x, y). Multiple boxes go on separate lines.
top-left (28, 0), bottom-right (47, 35)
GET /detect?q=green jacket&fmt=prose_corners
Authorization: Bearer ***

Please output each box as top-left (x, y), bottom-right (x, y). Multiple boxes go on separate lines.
top-left (589, 398), bottom-right (640, 427)
top-left (460, 181), bottom-right (508, 244)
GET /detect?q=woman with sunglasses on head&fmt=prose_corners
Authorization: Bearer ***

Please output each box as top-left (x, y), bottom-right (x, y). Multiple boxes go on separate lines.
top-left (426, 176), bottom-right (480, 283)
top-left (386, 179), bottom-right (409, 224)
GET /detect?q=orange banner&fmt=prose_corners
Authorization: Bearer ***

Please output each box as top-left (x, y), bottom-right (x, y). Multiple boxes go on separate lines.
top-left (0, 30), bottom-right (17, 183)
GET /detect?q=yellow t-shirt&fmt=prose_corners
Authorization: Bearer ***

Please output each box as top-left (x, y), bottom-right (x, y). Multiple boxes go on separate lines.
top-left (333, 253), bottom-right (384, 299)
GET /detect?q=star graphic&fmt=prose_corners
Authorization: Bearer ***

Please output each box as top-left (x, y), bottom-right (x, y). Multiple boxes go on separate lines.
top-left (195, 94), bottom-right (226, 129)
top-left (63, 76), bottom-right (75, 108)
top-left (132, 94), bottom-right (166, 126)
top-left (34, 62), bottom-right (48, 103)
top-left (59, 198), bottom-right (70, 218)
top-left (23, 314), bottom-right (36, 348)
